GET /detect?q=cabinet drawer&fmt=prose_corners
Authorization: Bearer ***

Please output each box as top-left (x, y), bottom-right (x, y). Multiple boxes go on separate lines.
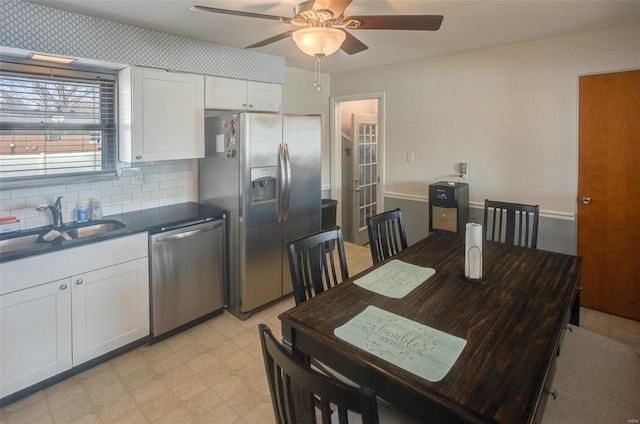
top-left (0, 233), bottom-right (148, 295)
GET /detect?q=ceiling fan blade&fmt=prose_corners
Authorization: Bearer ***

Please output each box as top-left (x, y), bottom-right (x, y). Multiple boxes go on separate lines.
top-left (340, 31), bottom-right (368, 55)
top-left (246, 30), bottom-right (295, 48)
top-left (312, 0), bottom-right (353, 18)
top-left (346, 15), bottom-right (444, 31)
top-left (191, 5), bottom-right (289, 23)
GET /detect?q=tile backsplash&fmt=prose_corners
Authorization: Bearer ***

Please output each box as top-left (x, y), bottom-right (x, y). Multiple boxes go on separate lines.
top-left (0, 160), bottom-right (197, 230)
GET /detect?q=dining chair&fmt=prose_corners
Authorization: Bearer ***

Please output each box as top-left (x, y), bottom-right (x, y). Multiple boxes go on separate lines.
top-left (367, 208), bottom-right (408, 264)
top-left (287, 227), bottom-right (349, 305)
top-left (259, 323), bottom-right (380, 424)
top-left (483, 199), bottom-right (540, 248)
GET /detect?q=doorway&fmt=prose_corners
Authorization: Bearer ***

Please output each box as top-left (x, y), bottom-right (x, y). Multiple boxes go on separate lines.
top-left (330, 94), bottom-right (384, 245)
top-left (577, 69), bottom-right (640, 321)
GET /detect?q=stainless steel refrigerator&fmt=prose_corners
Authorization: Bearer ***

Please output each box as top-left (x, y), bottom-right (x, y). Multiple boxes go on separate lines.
top-left (199, 112), bottom-right (321, 319)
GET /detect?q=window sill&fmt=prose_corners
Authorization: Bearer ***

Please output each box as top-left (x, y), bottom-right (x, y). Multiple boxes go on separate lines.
top-left (0, 173), bottom-right (119, 191)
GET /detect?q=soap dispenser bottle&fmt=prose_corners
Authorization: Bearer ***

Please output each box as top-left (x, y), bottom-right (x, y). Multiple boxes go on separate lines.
top-left (91, 198), bottom-right (102, 220)
top-left (76, 201), bottom-right (89, 223)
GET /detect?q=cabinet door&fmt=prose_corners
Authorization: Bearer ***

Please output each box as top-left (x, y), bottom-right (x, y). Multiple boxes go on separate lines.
top-left (247, 81), bottom-right (282, 112)
top-left (72, 258), bottom-right (149, 365)
top-left (0, 279), bottom-right (72, 398)
top-left (133, 68), bottom-right (204, 162)
top-left (204, 76), bottom-right (248, 110)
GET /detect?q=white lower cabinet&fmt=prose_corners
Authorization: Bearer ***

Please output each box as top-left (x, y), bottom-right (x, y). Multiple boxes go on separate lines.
top-left (72, 258), bottom-right (149, 365)
top-left (0, 233), bottom-right (149, 399)
top-left (0, 278), bottom-right (72, 398)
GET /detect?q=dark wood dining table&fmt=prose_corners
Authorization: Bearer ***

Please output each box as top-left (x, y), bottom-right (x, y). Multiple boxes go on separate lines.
top-left (279, 232), bottom-right (582, 424)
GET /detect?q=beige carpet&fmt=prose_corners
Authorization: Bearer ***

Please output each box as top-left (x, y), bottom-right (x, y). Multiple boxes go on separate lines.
top-left (541, 326), bottom-right (640, 424)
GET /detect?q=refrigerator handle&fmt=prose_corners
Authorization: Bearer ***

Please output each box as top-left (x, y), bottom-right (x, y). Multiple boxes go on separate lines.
top-left (277, 144), bottom-right (286, 223)
top-left (283, 143), bottom-right (292, 221)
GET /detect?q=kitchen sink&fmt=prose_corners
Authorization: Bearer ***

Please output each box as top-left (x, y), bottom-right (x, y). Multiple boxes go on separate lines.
top-left (0, 234), bottom-right (40, 254)
top-left (0, 220), bottom-right (127, 257)
top-left (63, 220), bottom-right (126, 239)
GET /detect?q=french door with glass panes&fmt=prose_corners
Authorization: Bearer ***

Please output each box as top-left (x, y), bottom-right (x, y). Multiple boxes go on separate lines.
top-left (351, 113), bottom-right (379, 245)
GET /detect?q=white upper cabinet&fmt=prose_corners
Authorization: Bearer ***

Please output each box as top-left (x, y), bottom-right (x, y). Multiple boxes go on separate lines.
top-left (205, 76), bottom-right (282, 112)
top-left (119, 67), bottom-right (205, 163)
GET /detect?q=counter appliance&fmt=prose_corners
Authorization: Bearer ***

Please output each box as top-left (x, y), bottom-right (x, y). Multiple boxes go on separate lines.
top-left (199, 112), bottom-right (321, 319)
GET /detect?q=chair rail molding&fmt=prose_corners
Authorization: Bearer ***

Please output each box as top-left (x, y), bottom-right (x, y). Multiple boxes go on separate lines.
top-left (384, 191), bottom-right (428, 203)
top-left (384, 191), bottom-right (574, 221)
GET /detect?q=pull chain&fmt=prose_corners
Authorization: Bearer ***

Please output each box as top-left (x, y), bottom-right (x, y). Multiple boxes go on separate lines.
top-left (314, 54), bottom-right (324, 91)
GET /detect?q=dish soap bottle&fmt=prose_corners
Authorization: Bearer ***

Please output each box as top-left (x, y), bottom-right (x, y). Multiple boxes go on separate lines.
top-left (76, 201), bottom-right (89, 223)
top-left (91, 198), bottom-right (102, 220)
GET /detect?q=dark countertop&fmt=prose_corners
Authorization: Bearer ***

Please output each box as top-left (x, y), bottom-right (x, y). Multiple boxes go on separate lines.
top-left (112, 202), bottom-right (227, 234)
top-left (0, 202), bottom-right (227, 263)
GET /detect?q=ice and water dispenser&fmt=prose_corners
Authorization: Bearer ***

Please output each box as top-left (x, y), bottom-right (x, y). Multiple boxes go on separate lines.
top-left (250, 167), bottom-right (277, 203)
top-left (429, 181), bottom-right (469, 234)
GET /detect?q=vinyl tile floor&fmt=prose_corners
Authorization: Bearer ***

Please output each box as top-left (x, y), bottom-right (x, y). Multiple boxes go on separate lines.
top-left (1, 242), bottom-right (638, 424)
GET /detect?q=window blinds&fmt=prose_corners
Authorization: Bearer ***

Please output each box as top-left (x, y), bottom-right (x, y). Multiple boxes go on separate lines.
top-left (0, 63), bottom-right (117, 182)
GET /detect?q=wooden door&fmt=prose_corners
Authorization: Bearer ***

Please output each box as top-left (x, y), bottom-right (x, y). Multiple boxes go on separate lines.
top-left (578, 70), bottom-right (640, 320)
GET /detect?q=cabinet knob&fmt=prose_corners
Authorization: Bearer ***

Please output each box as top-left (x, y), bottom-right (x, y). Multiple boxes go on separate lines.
top-left (60, 283), bottom-right (68, 290)
top-left (76, 279), bottom-right (83, 285)
top-left (136, 155), bottom-right (142, 160)
top-left (242, 103), bottom-right (247, 108)
top-left (248, 104), bottom-right (254, 108)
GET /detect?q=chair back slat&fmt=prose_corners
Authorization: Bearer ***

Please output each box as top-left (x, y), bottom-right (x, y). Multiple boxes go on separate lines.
top-left (367, 208), bottom-right (408, 264)
top-left (483, 200), bottom-right (540, 248)
top-left (287, 227), bottom-right (349, 305)
top-left (259, 324), bottom-right (380, 424)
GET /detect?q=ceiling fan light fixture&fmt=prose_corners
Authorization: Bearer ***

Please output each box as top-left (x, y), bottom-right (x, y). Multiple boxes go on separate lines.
top-left (292, 27), bottom-right (346, 57)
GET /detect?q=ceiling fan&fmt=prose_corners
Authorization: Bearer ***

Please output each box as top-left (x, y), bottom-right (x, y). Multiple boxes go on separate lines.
top-left (191, 0), bottom-right (444, 57)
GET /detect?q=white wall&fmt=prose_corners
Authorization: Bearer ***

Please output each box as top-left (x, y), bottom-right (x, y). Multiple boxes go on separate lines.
top-left (339, 99), bottom-right (378, 136)
top-left (330, 24), bottom-right (640, 219)
top-left (282, 67), bottom-right (331, 189)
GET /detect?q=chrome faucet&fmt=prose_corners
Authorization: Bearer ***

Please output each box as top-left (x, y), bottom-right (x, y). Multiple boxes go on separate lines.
top-left (36, 196), bottom-right (64, 228)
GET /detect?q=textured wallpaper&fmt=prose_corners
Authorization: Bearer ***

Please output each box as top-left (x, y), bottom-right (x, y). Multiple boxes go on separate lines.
top-left (0, 0), bottom-right (285, 83)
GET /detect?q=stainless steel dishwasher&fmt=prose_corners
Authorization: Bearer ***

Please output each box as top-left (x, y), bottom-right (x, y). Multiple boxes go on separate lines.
top-left (149, 217), bottom-right (225, 340)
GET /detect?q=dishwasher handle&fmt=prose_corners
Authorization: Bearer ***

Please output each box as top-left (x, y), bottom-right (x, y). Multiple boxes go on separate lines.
top-left (154, 221), bottom-right (222, 243)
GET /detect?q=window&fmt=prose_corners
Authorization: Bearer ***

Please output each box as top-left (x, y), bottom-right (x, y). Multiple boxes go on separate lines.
top-left (0, 62), bottom-right (117, 185)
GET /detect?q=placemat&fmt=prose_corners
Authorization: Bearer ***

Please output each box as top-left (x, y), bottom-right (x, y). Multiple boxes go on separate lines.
top-left (353, 259), bottom-right (435, 298)
top-left (334, 305), bottom-right (467, 382)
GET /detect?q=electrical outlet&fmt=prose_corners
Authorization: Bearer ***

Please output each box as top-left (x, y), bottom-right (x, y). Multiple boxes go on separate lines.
top-left (134, 171), bottom-right (149, 183)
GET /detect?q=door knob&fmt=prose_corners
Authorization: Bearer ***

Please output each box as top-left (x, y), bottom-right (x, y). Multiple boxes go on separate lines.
top-left (581, 197), bottom-right (592, 205)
